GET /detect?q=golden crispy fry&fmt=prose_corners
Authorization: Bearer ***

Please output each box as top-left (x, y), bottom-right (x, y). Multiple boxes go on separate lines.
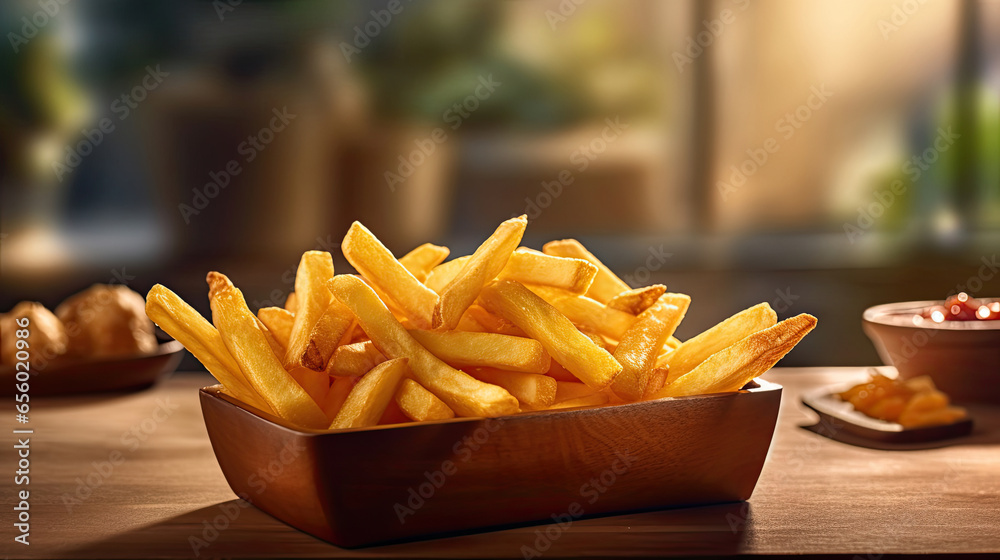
top-left (395, 378), bottom-right (456, 422)
top-left (643, 366), bottom-right (670, 399)
top-left (433, 216), bottom-right (527, 330)
top-left (284, 292), bottom-right (298, 314)
top-left (330, 358), bottom-right (409, 429)
top-left (409, 330), bottom-right (551, 373)
top-left (328, 275), bottom-right (519, 417)
top-left (466, 368), bottom-right (557, 409)
top-left (549, 392), bottom-right (610, 410)
top-left (497, 248), bottom-right (598, 295)
top-left (284, 251), bottom-right (336, 371)
top-left (479, 280), bottom-right (622, 390)
top-left (145, 284), bottom-right (272, 413)
top-left (302, 300), bottom-right (355, 369)
top-left (425, 256), bottom-right (470, 294)
top-left (545, 360), bottom-right (579, 382)
top-left (533, 289), bottom-right (637, 341)
top-left (610, 294), bottom-right (691, 401)
top-left (553, 381), bottom-right (598, 403)
top-left (607, 285), bottom-right (667, 315)
top-left (342, 222), bottom-right (440, 329)
top-left (399, 243), bottom-right (450, 283)
top-left (666, 336), bottom-right (681, 350)
top-left (325, 340), bottom-right (387, 377)
top-left (257, 307), bottom-right (294, 348)
top-left (322, 375), bottom-right (357, 421)
top-left (207, 272), bottom-right (329, 429)
top-left (652, 314), bottom-right (817, 399)
top-left (659, 303), bottom-right (777, 378)
top-left (463, 305), bottom-right (527, 337)
top-left (542, 239), bottom-right (630, 303)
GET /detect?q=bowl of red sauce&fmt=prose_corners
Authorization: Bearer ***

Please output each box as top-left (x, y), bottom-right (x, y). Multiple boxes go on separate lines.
top-left (863, 293), bottom-right (1000, 403)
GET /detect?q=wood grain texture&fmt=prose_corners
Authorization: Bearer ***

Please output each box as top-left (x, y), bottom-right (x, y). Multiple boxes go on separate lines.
top-left (5, 369), bottom-right (1000, 558)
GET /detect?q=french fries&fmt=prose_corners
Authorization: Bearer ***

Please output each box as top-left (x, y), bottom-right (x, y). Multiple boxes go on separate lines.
top-left (607, 285), bottom-right (667, 315)
top-left (323, 376), bottom-right (356, 421)
top-left (399, 243), bottom-right (450, 282)
top-left (284, 251), bottom-right (337, 372)
top-left (536, 291), bottom-right (637, 341)
top-left (409, 330), bottom-right (550, 373)
top-left (610, 294), bottom-right (690, 401)
top-left (433, 216), bottom-right (526, 330)
top-left (543, 239), bottom-right (630, 303)
top-left (325, 340), bottom-right (387, 377)
top-left (659, 303), bottom-right (777, 379)
top-left (549, 392), bottom-right (610, 410)
top-left (425, 256), bottom-right (470, 294)
top-left (342, 221), bottom-right (439, 329)
top-left (479, 280), bottom-right (622, 390)
top-left (652, 314), bottom-right (817, 399)
top-left (284, 292), bottom-right (298, 313)
top-left (497, 248), bottom-right (598, 295)
top-left (328, 274), bottom-right (520, 417)
top-left (395, 378), bottom-right (456, 422)
top-left (257, 307), bottom-right (294, 349)
top-left (330, 358), bottom-right (409, 429)
top-left (466, 368), bottom-right (557, 409)
top-left (207, 272), bottom-right (329, 429)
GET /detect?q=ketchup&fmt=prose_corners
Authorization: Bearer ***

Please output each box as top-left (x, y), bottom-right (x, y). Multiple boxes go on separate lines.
top-left (921, 292), bottom-right (1000, 322)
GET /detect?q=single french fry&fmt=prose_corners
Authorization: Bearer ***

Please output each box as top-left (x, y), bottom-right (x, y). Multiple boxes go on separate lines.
top-left (607, 285), bottom-right (667, 315)
top-left (302, 300), bottom-right (355, 370)
top-left (322, 375), bottom-right (357, 421)
top-left (466, 368), bottom-right (557, 409)
top-left (284, 292), bottom-right (298, 314)
top-left (343, 222), bottom-right (440, 329)
top-left (659, 303), bottom-right (777, 379)
top-left (497, 248), bottom-right (598, 295)
top-left (207, 272), bottom-right (329, 429)
top-left (330, 358), bottom-right (409, 429)
top-left (464, 305), bottom-right (527, 337)
top-left (257, 307), bottom-right (294, 349)
top-left (548, 392), bottom-right (610, 410)
top-left (652, 314), bottom-right (817, 399)
top-left (479, 280), bottom-right (622, 390)
top-left (666, 336), bottom-right (681, 350)
top-left (534, 290), bottom-right (637, 341)
top-left (425, 256), bottom-right (470, 294)
top-left (433, 216), bottom-right (527, 330)
top-left (284, 251), bottom-right (336, 371)
top-left (399, 243), bottom-right (450, 283)
top-left (643, 366), bottom-right (670, 399)
top-left (610, 294), bottom-right (691, 401)
top-left (325, 340), bottom-right (387, 377)
top-left (542, 239), bottom-right (630, 303)
top-left (328, 275), bottom-right (519, 417)
top-left (395, 378), bottom-right (456, 422)
top-left (409, 330), bottom-right (551, 373)
top-left (554, 381), bottom-right (599, 403)
top-left (145, 284), bottom-right (272, 413)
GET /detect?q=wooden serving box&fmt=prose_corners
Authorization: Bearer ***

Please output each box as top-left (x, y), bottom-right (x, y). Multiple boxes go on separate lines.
top-left (200, 380), bottom-right (782, 547)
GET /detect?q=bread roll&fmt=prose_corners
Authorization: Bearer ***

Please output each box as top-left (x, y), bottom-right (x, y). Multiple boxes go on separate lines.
top-left (56, 284), bottom-right (158, 359)
top-left (1, 302), bottom-right (68, 368)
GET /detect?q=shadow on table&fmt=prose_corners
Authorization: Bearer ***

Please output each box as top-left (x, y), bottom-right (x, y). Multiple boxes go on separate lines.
top-left (64, 500), bottom-right (754, 558)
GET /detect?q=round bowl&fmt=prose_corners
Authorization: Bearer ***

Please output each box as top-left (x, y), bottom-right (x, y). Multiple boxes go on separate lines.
top-left (862, 299), bottom-right (1000, 403)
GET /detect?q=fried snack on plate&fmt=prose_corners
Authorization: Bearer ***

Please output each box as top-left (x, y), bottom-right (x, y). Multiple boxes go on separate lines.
top-left (607, 285), bottom-right (667, 315)
top-left (659, 303), bottom-right (777, 380)
top-left (1, 301), bottom-right (67, 367)
top-left (395, 378), bottom-right (456, 422)
top-left (433, 215), bottom-right (527, 330)
top-left (466, 368), bottom-right (557, 409)
top-left (284, 251), bottom-right (337, 371)
top-left (342, 221), bottom-right (439, 329)
top-left (257, 307), bottom-right (294, 348)
top-left (549, 392), bottom-right (610, 410)
top-left (425, 256), bottom-right (470, 294)
top-left (409, 330), bottom-right (551, 373)
top-left (399, 243), bottom-right (450, 283)
top-left (330, 358), bottom-right (409, 429)
top-left (322, 375), bottom-right (357, 421)
top-left (651, 313), bottom-right (817, 399)
top-left (542, 239), bottom-right (630, 303)
top-left (497, 248), bottom-right (598, 295)
top-left (207, 272), bottom-right (329, 429)
top-left (610, 293), bottom-right (691, 401)
top-left (325, 340), bottom-right (387, 377)
top-left (479, 280), bottom-right (622, 390)
top-left (146, 284), bottom-right (272, 413)
top-left (328, 274), bottom-right (519, 417)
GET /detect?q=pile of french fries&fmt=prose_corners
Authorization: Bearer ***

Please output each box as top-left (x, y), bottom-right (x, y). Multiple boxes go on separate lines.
top-left (145, 216), bottom-right (816, 430)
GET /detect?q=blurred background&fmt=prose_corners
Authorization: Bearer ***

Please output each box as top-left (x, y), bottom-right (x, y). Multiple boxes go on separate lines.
top-left (1, 0), bottom-right (998, 368)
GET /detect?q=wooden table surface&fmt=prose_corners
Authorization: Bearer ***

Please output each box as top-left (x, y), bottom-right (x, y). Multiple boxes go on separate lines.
top-left (5, 367), bottom-right (999, 559)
